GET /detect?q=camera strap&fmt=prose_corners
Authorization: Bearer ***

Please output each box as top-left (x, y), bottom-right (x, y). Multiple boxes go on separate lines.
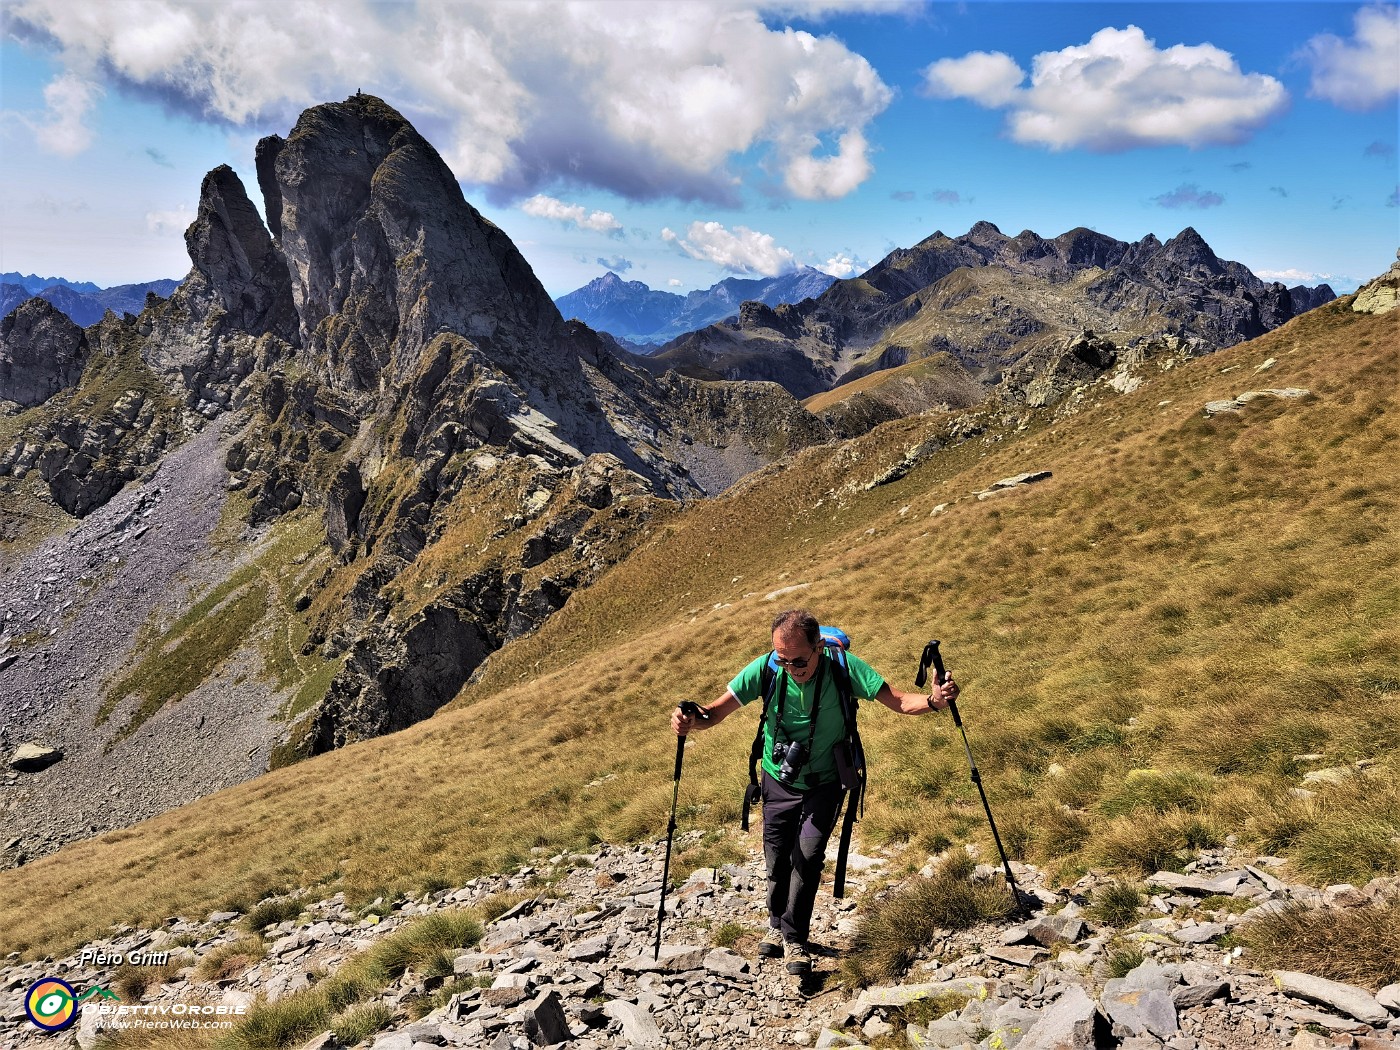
top-left (773, 655), bottom-right (825, 756)
top-left (741, 651), bottom-right (828, 830)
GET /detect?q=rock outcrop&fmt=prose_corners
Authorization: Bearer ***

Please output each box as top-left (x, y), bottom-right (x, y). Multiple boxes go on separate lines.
top-left (1353, 251), bottom-right (1400, 315)
top-left (0, 298), bottom-right (88, 408)
top-left (1, 94), bottom-right (832, 767)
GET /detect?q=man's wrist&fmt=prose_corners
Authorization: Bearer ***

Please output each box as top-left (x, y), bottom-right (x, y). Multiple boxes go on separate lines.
top-left (927, 693), bottom-right (936, 711)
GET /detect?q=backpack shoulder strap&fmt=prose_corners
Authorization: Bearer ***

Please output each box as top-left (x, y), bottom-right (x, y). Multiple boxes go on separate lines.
top-left (741, 653), bottom-right (783, 831)
top-left (828, 645), bottom-right (868, 900)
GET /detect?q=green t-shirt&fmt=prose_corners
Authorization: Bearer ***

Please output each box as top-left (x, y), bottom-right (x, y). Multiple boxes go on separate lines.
top-left (729, 650), bottom-right (885, 790)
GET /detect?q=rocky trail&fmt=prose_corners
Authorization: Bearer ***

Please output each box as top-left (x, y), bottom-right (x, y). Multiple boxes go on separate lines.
top-left (3, 832), bottom-right (1397, 1050)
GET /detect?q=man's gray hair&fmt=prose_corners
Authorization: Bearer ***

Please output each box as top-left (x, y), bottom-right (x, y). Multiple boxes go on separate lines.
top-left (771, 609), bottom-right (820, 645)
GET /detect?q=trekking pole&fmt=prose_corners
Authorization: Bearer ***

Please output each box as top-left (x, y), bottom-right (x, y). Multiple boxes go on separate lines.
top-left (655, 701), bottom-right (710, 959)
top-left (917, 640), bottom-right (1031, 917)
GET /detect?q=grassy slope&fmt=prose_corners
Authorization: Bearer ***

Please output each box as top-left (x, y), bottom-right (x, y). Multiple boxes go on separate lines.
top-left (4, 300), bottom-right (1396, 960)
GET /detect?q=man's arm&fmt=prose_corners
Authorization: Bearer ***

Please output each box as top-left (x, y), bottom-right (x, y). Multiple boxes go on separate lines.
top-left (672, 690), bottom-right (742, 735)
top-left (874, 671), bottom-right (958, 715)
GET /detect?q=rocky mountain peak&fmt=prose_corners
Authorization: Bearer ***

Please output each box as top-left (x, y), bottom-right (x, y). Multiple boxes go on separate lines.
top-left (265, 93), bottom-right (565, 394)
top-left (1160, 226), bottom-right (1224, 275)
top-left (0, 297), bottom-right (87, 408)
top-left (1051, 226), bottom-right (1128, 269)
top-left (967, 220), bottom-right (1008, 246)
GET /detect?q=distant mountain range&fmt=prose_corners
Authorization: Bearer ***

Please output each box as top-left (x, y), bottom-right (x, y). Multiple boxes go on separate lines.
top-left (554, 267), bottom-right (836, 347)
top-left (1, 273), bottom-right (181, 327)
top-left (649, 221), bottom-right (1337, 402)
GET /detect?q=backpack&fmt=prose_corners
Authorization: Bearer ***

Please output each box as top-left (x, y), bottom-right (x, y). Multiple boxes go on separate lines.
top-left (740, 626), bottom-right (867, 898)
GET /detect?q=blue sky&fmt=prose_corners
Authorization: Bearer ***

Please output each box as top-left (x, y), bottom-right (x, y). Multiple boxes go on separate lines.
top-left (1, 1), bottom-right (1396, 296)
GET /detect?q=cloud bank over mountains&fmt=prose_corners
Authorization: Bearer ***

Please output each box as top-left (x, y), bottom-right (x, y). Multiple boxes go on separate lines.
top-left (2, 1), bottom-right (1391, 294)
top-left (6, 0), bottom-right (892, 205)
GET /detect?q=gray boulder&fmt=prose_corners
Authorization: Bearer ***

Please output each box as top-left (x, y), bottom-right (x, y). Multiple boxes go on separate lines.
top-left (1018, 985), bottom-right (1101, 1050)
top-left (8, 742), bottom-right (64, 772)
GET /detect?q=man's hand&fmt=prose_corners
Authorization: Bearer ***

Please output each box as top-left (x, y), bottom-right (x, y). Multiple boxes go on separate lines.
top-left (671, 702), bottom-right (709, 736)
top-left (929, 670), bottom-right (959, 711)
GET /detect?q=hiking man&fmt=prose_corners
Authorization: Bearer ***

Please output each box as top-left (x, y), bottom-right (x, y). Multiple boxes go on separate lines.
top-left (670, 608), bottom-right (959, 975)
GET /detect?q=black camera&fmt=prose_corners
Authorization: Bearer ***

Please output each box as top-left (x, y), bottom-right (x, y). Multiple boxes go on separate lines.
top-left (773, 740), bottom-right (808, 786)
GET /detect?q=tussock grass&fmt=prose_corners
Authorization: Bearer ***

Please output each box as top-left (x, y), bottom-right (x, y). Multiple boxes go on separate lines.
top-left (112, 959), bottom-right (184, 1001)
top-left (330, 1002), bottom-right (395, 1045)
top-left (1104, 943), bottom-right (1147, 979)
top-left (0, 302), bottom-right (1395, 961)
top-left (843, 851), bottom-right (1018, 985)
top-left (710, 920), bottom-right (746, 948)
top-left (195, 936), bottom-right (267, 981)
top-left (1086, 881), bottom-right (1145, 927)
top-left (240, 897), bottom-right (305, 934)
top-left (1237, 896), bottom-right (1400, 991)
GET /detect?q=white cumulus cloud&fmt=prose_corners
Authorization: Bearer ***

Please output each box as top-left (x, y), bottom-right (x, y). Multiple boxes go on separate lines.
top-left (818, 253), bottom-right (864, 279)
top-left (923, 26), bottom-right (1288, 151)
top-left (7, 0), bottom-right (892, 202)
top-left (1254, 268), bottom-right (1332, 285)
top-left (922, 50), bottom-right (1024, 106)
top-left (662, 222), bottom-right (797, 276)
top-left (521, 195), bottom-right (623, 235)
top-left (1300, 4), bottom-right (1400, 110)
top-left (30, 72), bottom-right (102, 156)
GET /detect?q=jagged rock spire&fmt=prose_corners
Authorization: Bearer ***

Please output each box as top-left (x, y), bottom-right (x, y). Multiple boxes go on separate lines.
top-left (263, 93), bottom-right (565, 394)
top-left (183, 165), bottom-right (299, 342)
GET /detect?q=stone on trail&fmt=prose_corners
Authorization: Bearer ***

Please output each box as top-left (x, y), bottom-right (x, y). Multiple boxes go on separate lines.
top-left (619, 944), bottom-right (710, 973)
top-left (1101, 978), bottom-right (1179, 1039)
top-left (1018, 985), bottom-right (1101, 1050)
top-left (1173, 980), bottom-right (1231, 1009)
top-left (603, 999), bottom-right (665, 1047)
top-left (1273, 970), bottom-right (1391, 1025)
top-left (521, 989), bottom-right (570, 1046)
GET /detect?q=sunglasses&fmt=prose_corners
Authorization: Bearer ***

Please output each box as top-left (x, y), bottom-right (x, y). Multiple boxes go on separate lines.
top-left (775, 650), bottom-right (818, 670)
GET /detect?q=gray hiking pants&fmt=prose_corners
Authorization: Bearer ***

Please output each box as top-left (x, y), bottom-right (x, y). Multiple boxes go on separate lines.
top-left (760, 770), bottom-right (844, 944)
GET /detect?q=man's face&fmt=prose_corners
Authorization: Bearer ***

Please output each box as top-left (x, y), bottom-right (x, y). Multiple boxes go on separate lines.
top-left (773, 629), bottom-right (820, 684)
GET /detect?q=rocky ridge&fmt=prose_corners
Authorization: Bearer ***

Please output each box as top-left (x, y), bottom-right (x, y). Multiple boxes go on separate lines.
top-left (3, 835), bottom-right (1397, 1050)
top-left (654, 222), bottom-right (1337, 407)
top-left (0, 279), bottom-right (181, 330)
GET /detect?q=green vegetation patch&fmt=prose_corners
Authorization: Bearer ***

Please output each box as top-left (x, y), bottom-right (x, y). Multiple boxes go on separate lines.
top-left (101, 575), bottom-right (270, 737)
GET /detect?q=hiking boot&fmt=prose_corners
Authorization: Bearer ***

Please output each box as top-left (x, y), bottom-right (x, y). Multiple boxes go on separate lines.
top-left (757, 929), bottom-right (785, 959)
top-left (784, 941), bottom-right (811, 975)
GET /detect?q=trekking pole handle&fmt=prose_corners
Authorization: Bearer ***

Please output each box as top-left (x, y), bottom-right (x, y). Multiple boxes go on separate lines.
top-left (917, 640), bottom-right (963, 728)
top-left (673, 702), bottom-right (709, 778)
top-left (676, 701), bottom-right (709, 734)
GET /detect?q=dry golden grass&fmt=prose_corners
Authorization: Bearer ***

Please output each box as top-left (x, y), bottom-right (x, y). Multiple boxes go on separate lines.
top-left (1237, 896), bottom-right (1400, 991)
top-left (1, 301), bottom-right (1395, 962)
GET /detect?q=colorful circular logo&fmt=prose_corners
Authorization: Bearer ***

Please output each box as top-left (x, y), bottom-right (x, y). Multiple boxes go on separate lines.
top-left (25, 978), bottom-right (77, 1032)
